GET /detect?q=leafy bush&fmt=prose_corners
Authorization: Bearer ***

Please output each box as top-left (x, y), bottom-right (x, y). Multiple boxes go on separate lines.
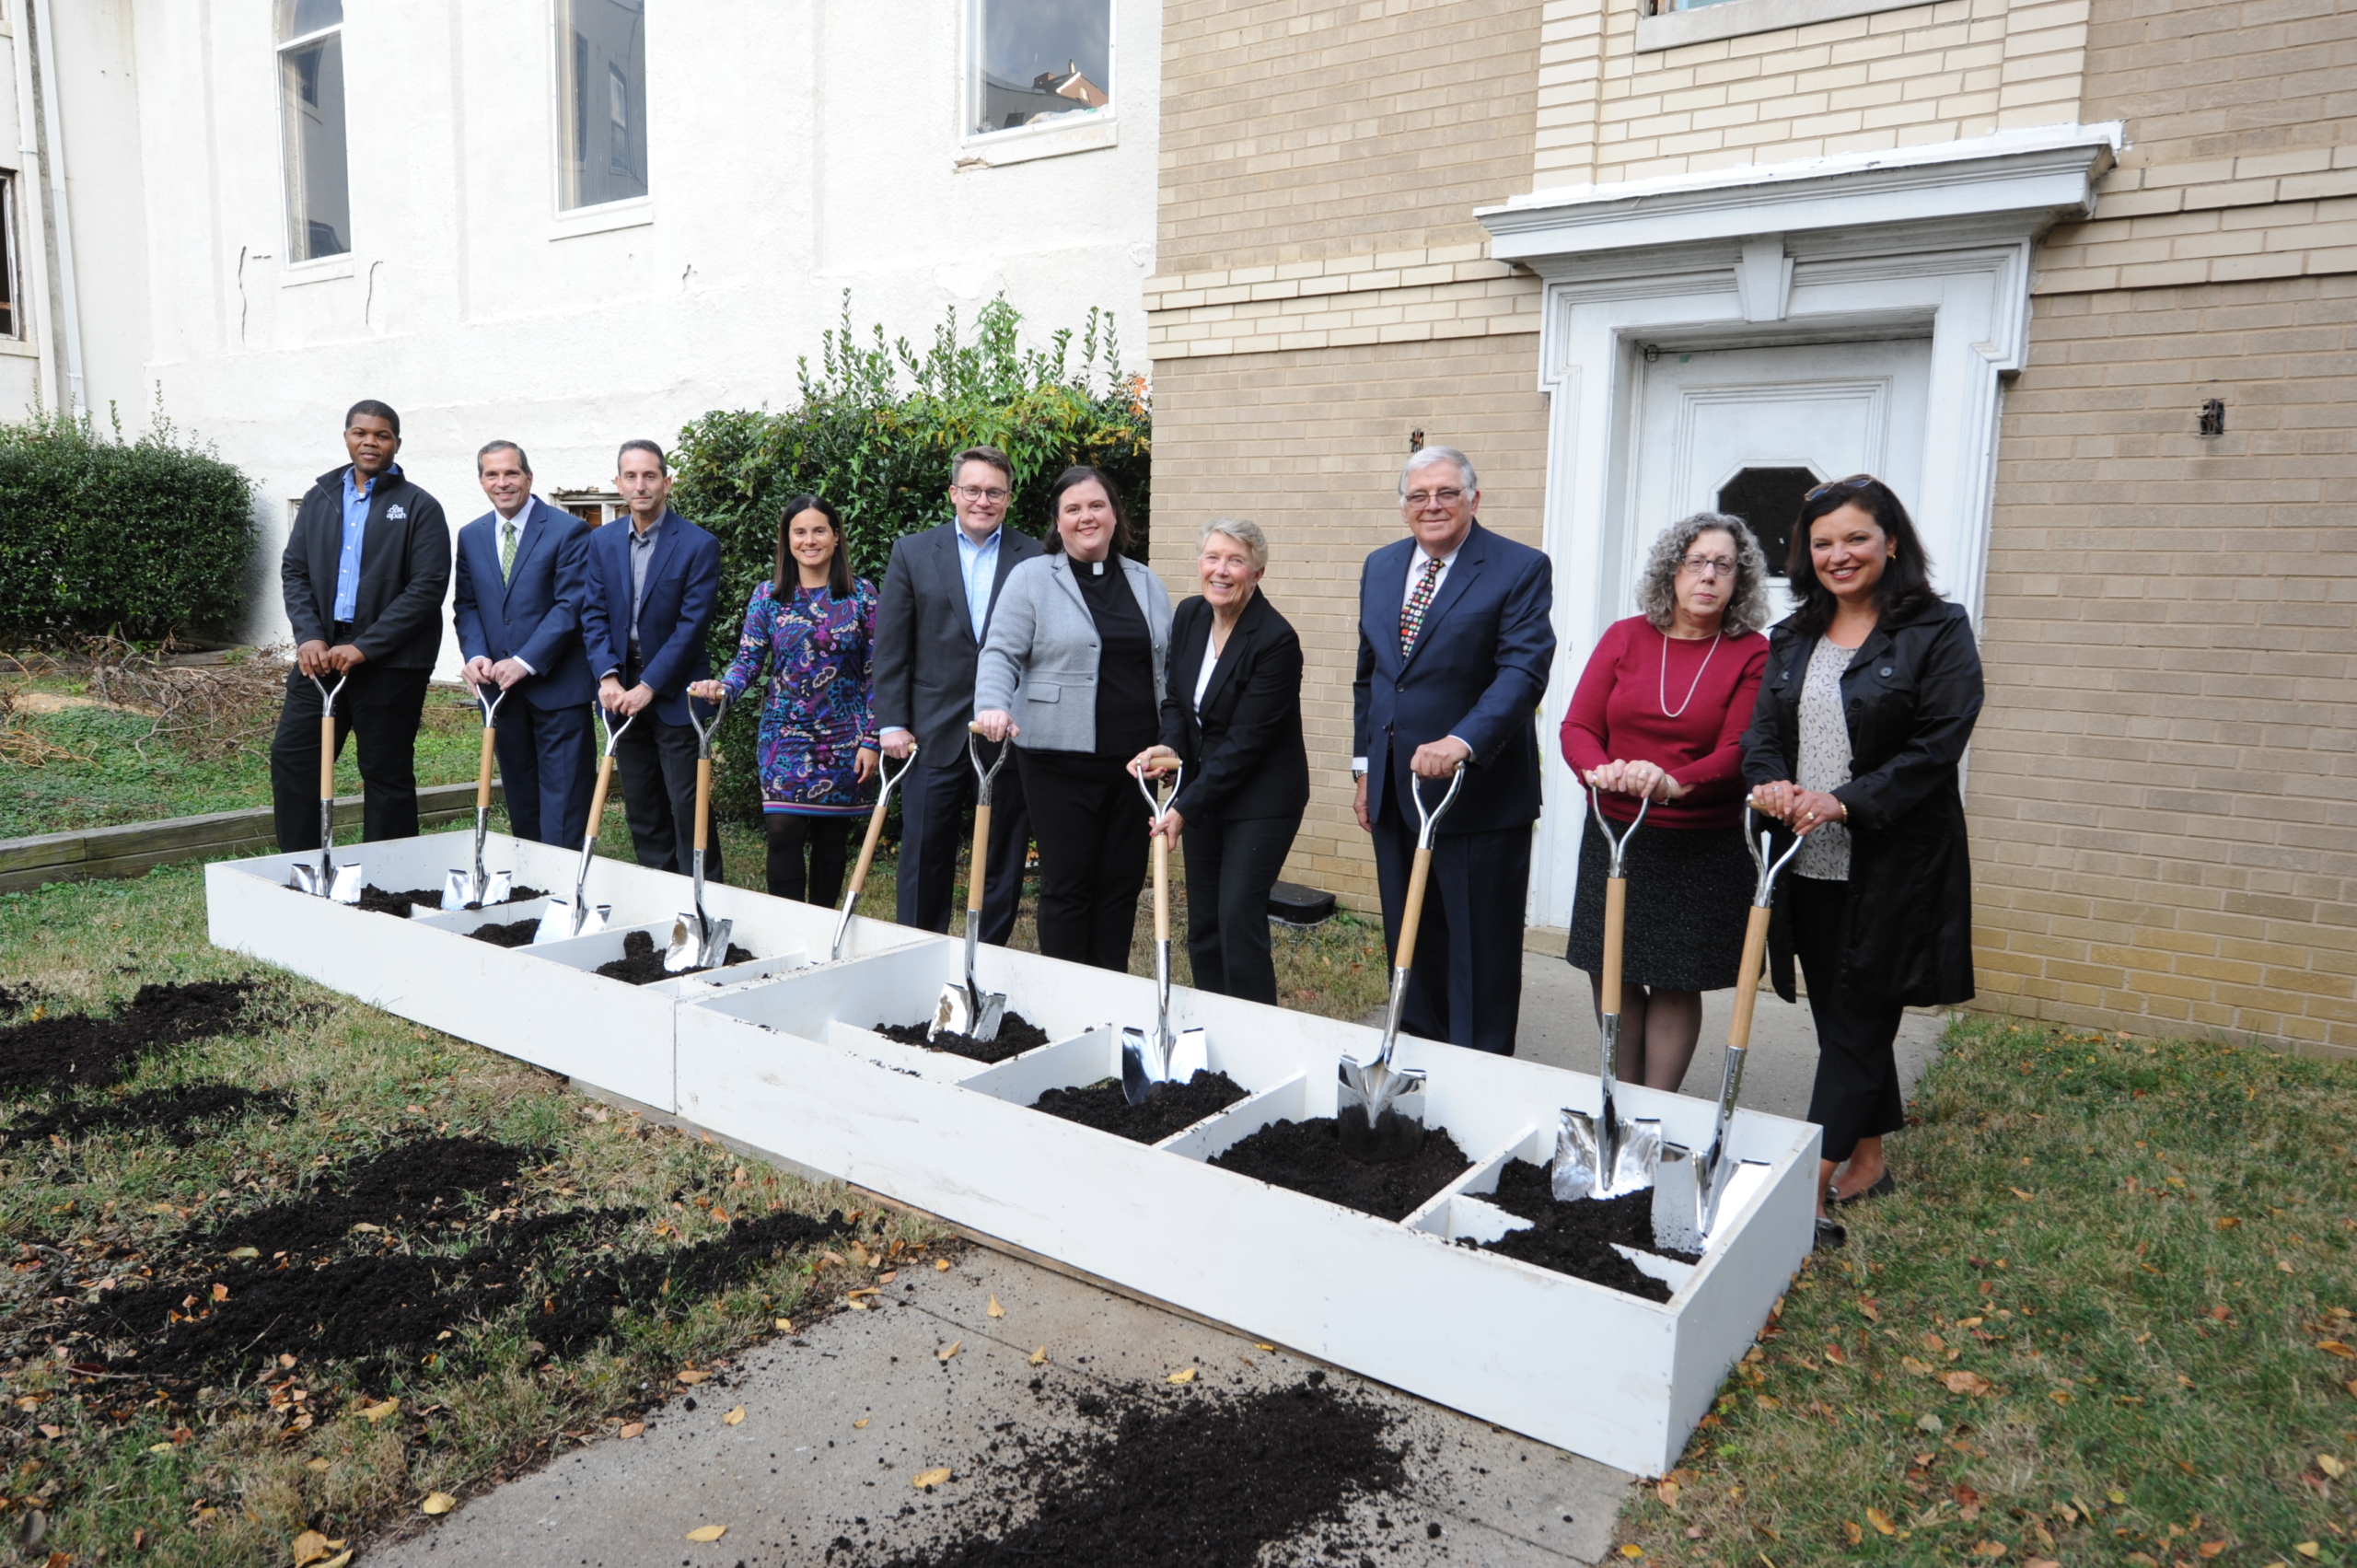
top-left (0, 405), bottom-right (258, 645)
top-left (671, 295), bottom-right (1151, 819)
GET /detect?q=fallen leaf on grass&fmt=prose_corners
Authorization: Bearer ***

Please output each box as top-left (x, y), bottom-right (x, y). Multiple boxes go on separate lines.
top-left (1866, 1508), bottom-right (1897, 1537)
top-left (2011, 1188), bottom-right (2035, 1202)
top-left (2295, 1544), bottom-right (2321, 1560)
top-left (292, 1530), bottom-right (346, 1567)
top-left (2317, 1342), bottom-right (2355, 1359)
top-left (211, 1283), bottom-right (229, 1302)
top-left (1028, 1347), bottom-right (1047, 1365)
top-left (878, 1270), bottom-right (897, 1283)
top-left (1844, 1522), bottom-right (1864, 1545)
top-left (306, 1458), bottom-right (331, 1472)
top-left (2216, 1217), bottom-right (2241, 1230)
top-left (147, 1443), bottom-right (174, 1454)
top-left (2026, 1560), bottom-right (2061, 1568)
top-left (937, 1341), bottom-right (962, 1362)
top-left (685, 1525), bottom-right (726, 1542)
top-left (677, 1369), bottom-right (710, 1385)
top-left (227, 1247), bottom-right (259, 1260)
top-left (36, 1424), bottom-right (60, 1439)
top-left (935, 1258), bottom-right (951, 1272)
top-left (318, 1554), bottom-right (354, 1568)
top-left (421, 1493), bottom-right (457, 1516)
top-left (774, 1318), bottom-right (793, 1332)
top-left (723, 1406), bottom-right (745, 1426)
top-left (1858, 1299), bottom-right (1882, 1323)
top-left (1619, 1547), bottom-right (1644, 1560)
top-left (1656, 1480), bottom-right (1679, 1508)
top-left (1903, 1356), bottom-right (1936, 1376)
top-left (1972, 1540), bottom-right (2007, 1558)
top-left (987, 1295), bottom-right (1004, 1318)
top-left (913, 1468), bottom-right (952, 1489)
top-left (356, 1398), bottom-right (400, 1423)
top-left (2198, 1543), bottom-right (2227, 1559)
top-left (618, 1423), bottom-right (644, 1439)
top-left (1167, 1368), bottom-right (1197, 1385)
top-left (1945, 1371), bottom-right (1991, 1396)
top-left (2320, 1455), bottom-right (2347, 1478)
top-left (349, 1223), bottom-right (380, 1234)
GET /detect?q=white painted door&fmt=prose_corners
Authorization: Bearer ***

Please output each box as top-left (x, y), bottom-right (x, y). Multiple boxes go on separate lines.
top-left (1621, 338), bottom-right (1933, 611)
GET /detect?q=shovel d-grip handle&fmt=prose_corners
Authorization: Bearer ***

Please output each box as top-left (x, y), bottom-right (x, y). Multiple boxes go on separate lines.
top-left (1132, 761), bottom-right (1185, 948)
top-left (965, 724), bottom-right (1011, 918)
top-left (1392, 762), bottom-right (1466, 976)
top-left (309, 673), bottom-right (348, 804)
top-left (583, 707), bottom-right (636, 845)
top-left (1585, 784), bottom-right (1647, 1019)
top-left (847, 745), bottom-right (914, 903)
top-left (470, 684), bottom-right (507, 811)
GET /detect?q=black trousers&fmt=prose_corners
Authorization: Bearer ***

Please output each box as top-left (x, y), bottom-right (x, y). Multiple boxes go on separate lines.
top-left (766, 814), bottom-right (853, 906)
top-left (1183, 812), bottom-right (1301, 1005)
top-left (1018, 749), bottom-right (1150, 971)
top-left (1370, 772), bottom-right (1529, 1055)
top-left (1790, 874), bottom-right (1906, 1163)
top-left (612, 714), bottom-right (724, 885)
top-left (270, 662), bottom-right (433, 851)
top-left (894, 749), bottom-right (1030, 946)
top-left (494, 699), bottom-right (595, 847)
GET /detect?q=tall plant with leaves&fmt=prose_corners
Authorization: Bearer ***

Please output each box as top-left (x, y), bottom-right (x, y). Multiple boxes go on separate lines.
top-left (671, 295), bottom-right (1151, 819)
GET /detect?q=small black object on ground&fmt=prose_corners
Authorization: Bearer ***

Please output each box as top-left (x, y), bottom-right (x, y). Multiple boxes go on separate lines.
top-left (595, 928), bottom-right (754, 984)
top-left (1030, 1070), bottom-right (1248, 1144)
top-left (1471, 1158), bottom-right (1696, 1303)
top-left (875, 1011), bottom-right (1051, 1064)
top-left (1266, 880), bottom-right (1337, 926)
top-left (357, 884), bottom-right (546, 918)
top-left (0, 981), bottom-right (260, 1095)
top-left (1210, 1116), bottom-right (1470, 1222)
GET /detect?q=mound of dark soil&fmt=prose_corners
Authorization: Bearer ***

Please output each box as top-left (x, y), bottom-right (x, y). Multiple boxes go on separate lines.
top-left (1468, 1162), bottom-right (1692, 1302)
top-left (595, 928), bottom-right (754, 984)
top-left (875, 1011), bottom-right (1051, 1064)
top-left (846, 1378), bottom-right (1407, 1567)
top-left (3, 1082), bottom-right (294, 1148)
top-left (210, 1135), bottom-right (532, 1259)
top-left (469, 918), bottom-right (542, 948)
top-left (0, 982), bottom-right (34, 1015)
top-left (1031, 1071), bottom-right (1248, 1144)
top-left (535, 1206), bottom-right (853, 1354)
top-left (358, 884), bottom-right (545, 918)
top-left (1209, 1117), bottom-right (1469, 1223)
top-left (0, 981), bottom-right (260, 1096)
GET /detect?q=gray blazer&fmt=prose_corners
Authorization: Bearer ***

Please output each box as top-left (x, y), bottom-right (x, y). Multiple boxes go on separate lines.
top-left (974, 552), bottom-right (1173, 753)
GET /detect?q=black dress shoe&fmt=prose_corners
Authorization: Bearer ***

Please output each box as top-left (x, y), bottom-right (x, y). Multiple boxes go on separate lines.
top-left (1814, 1217), bottom-right (1848, 1251)
top-left (1830, 1169), bottom-right (1896, 1208)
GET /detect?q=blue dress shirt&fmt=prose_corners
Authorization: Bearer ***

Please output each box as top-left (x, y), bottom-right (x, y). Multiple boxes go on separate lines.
top-left (955, 525), bottom-right (1001, 645)
top-left (332, 463), bottom-right (397, 623)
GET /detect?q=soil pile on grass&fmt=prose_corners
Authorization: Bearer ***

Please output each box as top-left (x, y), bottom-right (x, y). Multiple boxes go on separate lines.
top-left (0, 981), bottom-right (259, 1094)
top-left (3, 1082), bottom-right (294, 1147)
top-left (1469, 1163), bottom-right (1689, 1302)
top-left (0, 982), bottom-right (34, 1015)
top-left (469, 918), bottom-right (542, 948)
top-left (535, 1206), bottom-right (852, 1353)
top-left (847, 1378), bottom-right (1407, 1567)
top-left (875, 1012), bottom-right (1051, 1064)
top-left (210, 1135), bottom-right (531, 1257)
top-left (1210, 1118), bottom-right (1469, 1222)
top-left (1031, 1071), bottom-right (1248, 1144)
top-left (358, 884), bottom-right (545, 917)
top-left (595, 928), bottom-right (754, 984)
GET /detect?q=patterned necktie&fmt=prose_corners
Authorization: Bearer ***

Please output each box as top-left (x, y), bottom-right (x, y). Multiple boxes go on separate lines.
top-left (500, 520), bottom-right (518, 583)
top-left (1399, 554), bottom-right (1443, 655)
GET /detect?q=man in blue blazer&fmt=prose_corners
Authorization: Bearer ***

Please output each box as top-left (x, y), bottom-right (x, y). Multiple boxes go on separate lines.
top-left (452, 441), bottom-right (597, 846)
top-left (579, 439), bottom-right (725, 882)
top-left (1353, 445), bottom-right (1556, 1054)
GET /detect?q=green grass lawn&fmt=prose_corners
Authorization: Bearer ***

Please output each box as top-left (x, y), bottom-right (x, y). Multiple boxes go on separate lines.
top-left (1618, 1016), bottom-right (2357, 1567)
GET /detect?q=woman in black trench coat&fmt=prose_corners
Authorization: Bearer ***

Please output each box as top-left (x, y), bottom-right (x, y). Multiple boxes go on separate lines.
top-left (1743, 474), bottom-right (1983, 1250)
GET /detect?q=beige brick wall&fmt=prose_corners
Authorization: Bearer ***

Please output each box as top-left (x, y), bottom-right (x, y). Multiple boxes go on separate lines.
top-left (1148, 339), bottom-right (1552, 911)
top-left (1969, 274), bottom-right (2357, 1055)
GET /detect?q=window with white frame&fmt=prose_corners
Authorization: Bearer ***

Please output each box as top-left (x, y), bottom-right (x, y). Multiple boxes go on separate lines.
top-left (0, 173), bottom-right (17, 338)
top-left (557, 0), bottom-right (648, 209)
top-left (970, 0), bottom-right (1111, 138)
top-left (275, 0), bottom-right (352, 261)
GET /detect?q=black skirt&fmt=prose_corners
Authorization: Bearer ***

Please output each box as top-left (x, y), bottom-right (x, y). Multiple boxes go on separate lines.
top-left (1564, 818), bottom-right (1756, 992)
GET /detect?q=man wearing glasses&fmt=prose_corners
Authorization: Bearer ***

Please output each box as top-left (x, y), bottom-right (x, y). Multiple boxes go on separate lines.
top-left (870, 446), bottom-right (1042, 938)
top-left (1353, 444), bottom-right (1555, 1054)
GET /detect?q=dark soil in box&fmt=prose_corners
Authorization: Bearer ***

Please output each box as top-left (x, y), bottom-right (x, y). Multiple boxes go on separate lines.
top-left (4, 1082), bottom-right (294, 1148)
top-left (1209, 1117), bottom-right (1470, 1223)
top-left (357, 883), bottom-right (545, 918)
top-left (1470, 1158), bottom-right (1698, 1303)
top-left (595, 927), bottom-right (754, 984)
top-left (469, 918), bottom-right (542, 948)
top-left (1030, 1071), bottom-right (1248, 1144)
top-left (0, 981), bottom-right (260, 1095)
top-left (875, 1011), bottom-right (1051, 1064)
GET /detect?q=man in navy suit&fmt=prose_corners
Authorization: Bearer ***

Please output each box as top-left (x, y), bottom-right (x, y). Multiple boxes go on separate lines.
top-left (1353, 444), bottom-right (1555, 1055)
top-left (580, 439), bottom-right (725, 882)
top-left (452, 441), bottom-right (596, 846)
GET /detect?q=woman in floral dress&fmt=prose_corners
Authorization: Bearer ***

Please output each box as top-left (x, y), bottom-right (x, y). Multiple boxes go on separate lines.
top-left (691, 494), bottom-right (878, 904)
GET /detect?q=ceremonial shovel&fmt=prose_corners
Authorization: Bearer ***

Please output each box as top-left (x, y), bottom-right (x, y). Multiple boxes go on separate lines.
top-left (441, 683), bottom-right (512, 911)
top-left (931, 726), bottom-right (1011, 1041)
top-left (1338, 761), bottom-right (1465, 1164)
top-left (830, 743), bottom-right (918, 962)
top-left (1121, 762), bottom-right (1209, 1105)
top-left (535, 705), bottom-right (633, 945)
top-left (1651, 803), bottom-right (1805, 1253)
top-left (1553, 785), bottom-right (1662, 1201)
top-left (664, 692), bottom-right (734, 973)
top-left (286, 672), bottom-right (363, 903)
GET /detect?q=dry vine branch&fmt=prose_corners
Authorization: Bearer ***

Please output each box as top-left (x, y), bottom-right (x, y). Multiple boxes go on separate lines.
top-left (81, 636), bottom-right (292, 760)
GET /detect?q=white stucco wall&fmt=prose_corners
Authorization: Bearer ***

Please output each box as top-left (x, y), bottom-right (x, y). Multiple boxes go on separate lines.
top-left (46, 1), bottom-right (1159, 665)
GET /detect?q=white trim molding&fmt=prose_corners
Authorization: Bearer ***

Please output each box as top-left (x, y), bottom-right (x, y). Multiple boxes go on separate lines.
top-left (1474, 123), bottom-right (2119, 930)
top-left (1635, 0), bottom-right (1937, 54)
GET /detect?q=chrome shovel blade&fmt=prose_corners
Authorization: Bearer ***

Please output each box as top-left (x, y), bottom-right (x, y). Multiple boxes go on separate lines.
top-left (1120, 1027), bottom-right (1155, 1105)
top-left (327, 863), bottom-right (363, 904)
top-left (441, 868), bottom-right (478, 910)
top-left (664, 912), bottom-right (734, 973)
top-left (532, 899), bottom-right (608, 946)
top-left (930, 983), bottom-right (1004, 1042)
top-left (1335, 1057), bottom-right (1427, 1164)
top-left (1553, 1109), bottom-right (1605, 1202)
top-left (1168, 1026), bottom-right (1209, 1084)
top-left (1650, 1143), bottom-right (1707, 1255)
top-left (1614, 1118), bottom-right (1664, 1194)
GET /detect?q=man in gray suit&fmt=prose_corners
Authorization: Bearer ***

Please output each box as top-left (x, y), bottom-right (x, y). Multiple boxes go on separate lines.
top-left (871, 446), bottom-right (1044, 941)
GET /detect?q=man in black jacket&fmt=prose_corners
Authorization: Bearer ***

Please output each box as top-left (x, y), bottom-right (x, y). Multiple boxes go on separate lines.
top-left (869, 446), bottom-right (1041, 940)
top-left (270, 400), bottom-right (452, 850)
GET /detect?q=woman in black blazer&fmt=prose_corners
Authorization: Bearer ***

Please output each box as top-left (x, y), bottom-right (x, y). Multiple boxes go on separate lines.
top-left (1129, 519), bottom-right (1311, 1004)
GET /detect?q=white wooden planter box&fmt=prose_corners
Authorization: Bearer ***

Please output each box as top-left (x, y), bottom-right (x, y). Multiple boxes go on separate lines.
top-left (206, 836), bottom-right (1817, 1475)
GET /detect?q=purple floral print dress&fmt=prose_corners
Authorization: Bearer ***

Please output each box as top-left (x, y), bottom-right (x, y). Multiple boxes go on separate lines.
top-left (716, 578), bottom-right (880, 816)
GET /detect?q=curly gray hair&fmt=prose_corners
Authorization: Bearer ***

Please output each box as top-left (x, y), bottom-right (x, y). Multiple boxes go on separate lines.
top-left (1635, 512), bottom-right (1772, 636)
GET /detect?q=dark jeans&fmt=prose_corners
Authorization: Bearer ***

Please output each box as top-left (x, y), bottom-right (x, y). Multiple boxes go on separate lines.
top-left (895, 749), bottom-right (1029, 946)
top-left (494, 699), bottom-right (595, 847)
top-left (1370, 771), bottom-right (1530, 1055)
top-left (766, 814), bottom-right (852, 906)
top-left (270, 662), bottom-right (433, 851)
top-left (612, 714), bottom-right (724, 884)
top-left (1183, 812), bottom-right (1302, 1005)
top-left (1790, 874), bottom-right (1906, 1163)
top-left (1017, 749), bottom-right (1150, 971)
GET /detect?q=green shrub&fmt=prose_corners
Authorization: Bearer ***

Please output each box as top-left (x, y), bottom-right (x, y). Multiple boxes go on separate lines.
top-left (671, 295), bottom-right (1150, 819)
top-left (0, 405), bottom-right (258, 645)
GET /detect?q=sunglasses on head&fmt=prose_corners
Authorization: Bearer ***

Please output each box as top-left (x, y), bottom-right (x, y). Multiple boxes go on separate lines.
top-left (1804, 473), bottom-right (1879, 501)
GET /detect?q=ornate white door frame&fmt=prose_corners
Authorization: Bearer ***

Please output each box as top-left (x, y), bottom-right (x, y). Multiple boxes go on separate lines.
top-left (1476, 124), bottom-right (2119, 929)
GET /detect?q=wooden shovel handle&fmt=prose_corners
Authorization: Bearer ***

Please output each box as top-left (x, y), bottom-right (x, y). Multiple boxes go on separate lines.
top-left (1397, 842), bottom-right (1434, 971)
top-left (693, 758), bottom-right (713, 853)
top-left (1153, 831), bottom-right (1170, 944)
top-left (967, 803), bottom-right (992, 916)
top-left (846, 788), bottom-right (890, 902)
top-left (317, 714), bottom-right (337, 801)
top-left (586, 752), bottom-right (618, 841)
top-left (1600, 876), bottom-right (1627, 1016)
top-left (476, 725), bottom-right (498, 811)
top-left (1727, 903), bottom-right (1772, 1052)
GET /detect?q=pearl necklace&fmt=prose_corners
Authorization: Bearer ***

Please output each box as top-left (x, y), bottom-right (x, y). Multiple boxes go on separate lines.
top-left (1659, 628), bottom-right (1722, 719)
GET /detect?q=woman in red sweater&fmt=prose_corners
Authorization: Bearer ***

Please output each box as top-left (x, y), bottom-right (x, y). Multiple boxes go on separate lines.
top-left (1560, 512), bottom-right (1772, 1091)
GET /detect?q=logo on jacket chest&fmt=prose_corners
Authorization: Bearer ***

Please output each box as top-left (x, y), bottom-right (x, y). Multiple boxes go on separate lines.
top-left (387, 504), bottom-right (407, 520)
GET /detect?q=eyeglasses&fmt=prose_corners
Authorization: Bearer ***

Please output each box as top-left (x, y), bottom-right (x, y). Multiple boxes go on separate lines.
top-left (1804, 473), bottom-right (1877, 501)
top-left (952, 484), bottom-right (1011, 504)
top-left (1678, 555), bottom-right (1738, 578)
top-left (1403, 488), bottom-right (1466, 508)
